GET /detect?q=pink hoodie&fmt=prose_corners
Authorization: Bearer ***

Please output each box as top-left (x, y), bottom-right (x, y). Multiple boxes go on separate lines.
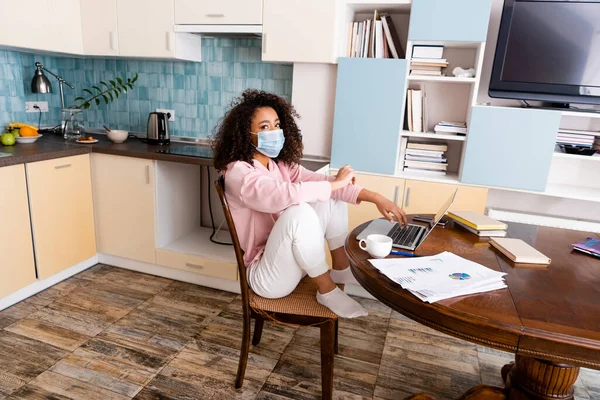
top-left (224, 159), bottom-right (363, 267)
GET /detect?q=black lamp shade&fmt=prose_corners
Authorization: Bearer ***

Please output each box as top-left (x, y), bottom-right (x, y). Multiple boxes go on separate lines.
top-left (31, 69), bottom-right (52, 93)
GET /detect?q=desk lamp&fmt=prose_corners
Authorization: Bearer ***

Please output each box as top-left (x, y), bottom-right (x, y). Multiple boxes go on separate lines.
top-left (31, 61), bottom-right (74, 110)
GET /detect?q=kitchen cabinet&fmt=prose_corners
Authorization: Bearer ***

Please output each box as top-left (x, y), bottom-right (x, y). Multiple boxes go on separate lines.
top-left (348, 173), bottom-right (405, 232)
top-left (174, 0), bottom-right (262, 25)
top-left (0, 0), bottom-right (82, 54)
top-left (91, 154), bottom-right (156, 264)
top-left (80, 0), bottom-right (119, 56)
top-left (401, 180), bottom-right (488, 215)
top-left (0, 165), bottom-right (36, 298)
top-left (262, 0), bottom-right (337, 63)
top-left (26, 155), bottom-right (96, 280)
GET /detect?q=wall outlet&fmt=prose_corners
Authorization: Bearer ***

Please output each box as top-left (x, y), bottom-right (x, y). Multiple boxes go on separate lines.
top-left (156, 109), bottom-right (175, 121)
top-left (25, 101), bottom-right (49, 113)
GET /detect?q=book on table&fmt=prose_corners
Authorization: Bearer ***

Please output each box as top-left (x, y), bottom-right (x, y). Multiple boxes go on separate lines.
top-left (447, 210), bottom-right (507, 231)
top-left (572, 237), bottom-right (600, 258)
top-left (490, 238), bottom-right (551, 265)
top-left (453, 220), bottom-right (507, 237)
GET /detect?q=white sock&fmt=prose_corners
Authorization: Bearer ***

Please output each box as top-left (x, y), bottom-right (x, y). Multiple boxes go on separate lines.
top-left (316, 287), bottom-right (368, 318)
top-left (330, 266), bottom-right (360, 286)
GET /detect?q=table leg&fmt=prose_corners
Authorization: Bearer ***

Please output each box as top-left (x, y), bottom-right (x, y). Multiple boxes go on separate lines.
top-left (503, 355), bottom-right (580, 400)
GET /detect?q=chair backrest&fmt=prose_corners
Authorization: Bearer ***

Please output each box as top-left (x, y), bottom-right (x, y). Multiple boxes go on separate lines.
top-left (214, 175), bottom-right (251, 311)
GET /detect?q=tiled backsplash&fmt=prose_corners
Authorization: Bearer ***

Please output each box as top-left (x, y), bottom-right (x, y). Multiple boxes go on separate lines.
top-left (0, 38), bottom-right (293, 138)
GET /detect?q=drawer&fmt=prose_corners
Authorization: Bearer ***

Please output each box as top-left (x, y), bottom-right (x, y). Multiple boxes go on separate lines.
top-left (156, 248), bottom-right (238, 281)
top-left (175, 0), bottom-right (262, 25)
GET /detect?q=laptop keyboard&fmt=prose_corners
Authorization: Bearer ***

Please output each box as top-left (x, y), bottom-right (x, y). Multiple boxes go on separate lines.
top-left (388, 224), bottom-right (422, 247)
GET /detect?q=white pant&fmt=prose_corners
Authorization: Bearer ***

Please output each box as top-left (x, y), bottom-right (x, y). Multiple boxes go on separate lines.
top-left (247, 199), bottom-right (349, 299)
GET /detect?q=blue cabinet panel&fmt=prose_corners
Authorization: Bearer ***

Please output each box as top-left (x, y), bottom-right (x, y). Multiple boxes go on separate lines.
top-left (408, 0), bottom-right (492, 42)
top-left (331, 58), bottom-right (407, 175)
top-left (461, 106), bottom-right (561, 191)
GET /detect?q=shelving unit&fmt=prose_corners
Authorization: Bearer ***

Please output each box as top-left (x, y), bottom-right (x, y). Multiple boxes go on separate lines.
top-left (553, 152), bottom-right (600, 162)
top-left (395, 170), bottom-right (460, 184)
top-left (407, 76), bottom-right (476, 83)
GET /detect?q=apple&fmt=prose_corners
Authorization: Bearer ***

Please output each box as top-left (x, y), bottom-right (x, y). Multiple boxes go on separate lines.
top-left (1, 133), bottom-right (16, 146)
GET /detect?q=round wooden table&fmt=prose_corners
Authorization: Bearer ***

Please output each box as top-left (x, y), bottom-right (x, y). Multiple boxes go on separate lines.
top-left (346, 218), bottom-right (600, 400)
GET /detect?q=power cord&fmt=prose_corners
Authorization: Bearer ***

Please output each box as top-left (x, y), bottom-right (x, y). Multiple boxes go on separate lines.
top-left (206, 166), bottom-right (232, 246)
top-left (33, 105), bottom-right (42, 129)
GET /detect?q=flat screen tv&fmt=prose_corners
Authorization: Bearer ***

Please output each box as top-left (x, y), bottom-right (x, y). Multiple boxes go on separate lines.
top-left (489, 0), bottom-right (600, 106)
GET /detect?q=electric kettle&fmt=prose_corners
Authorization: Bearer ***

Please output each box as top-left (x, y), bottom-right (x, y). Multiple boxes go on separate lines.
top-left (147, 112), bottom-right (170, 145)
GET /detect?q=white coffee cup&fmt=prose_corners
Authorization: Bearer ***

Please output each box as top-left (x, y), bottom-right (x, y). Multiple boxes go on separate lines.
top-left (359, 234), bottom-right (393, 259)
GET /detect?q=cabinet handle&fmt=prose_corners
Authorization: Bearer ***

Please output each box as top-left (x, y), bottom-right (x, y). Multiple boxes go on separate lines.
top-left (166, 32), bottom-right (173, 51)
top-left (109, 31), bottom-right (117, 50)
top-left (393, 186), bottom-right (401, 204)
top-left (145, 165), bottom-right (150, 184)
top-left (185, 262), bottom-right (204, 270)
top-left (54, 164), bottom-right (72, 169)
top-left (205, 13), bottom-right (224, 18)
top-left (262, 33), bottom-right (267, 54)
top-left (404, 187), bottom-right (411, 207)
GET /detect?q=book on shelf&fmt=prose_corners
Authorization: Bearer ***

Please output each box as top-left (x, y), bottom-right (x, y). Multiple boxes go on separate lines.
top-left (397, 136), bottom-right (408, 172)
top-left (447, 211), bottom-right (508, 231)
top-left (404, 160), bottom-right (448, 170)
top-left (406, 149), bottom-right (445, 158)
top-left (412, 45), bottom-right (444, 59)
top-left (380, 13), bottom-right (404, 58)
top-left (407, 89), bottom-right (413, 131)
top-left (453, 220), bottom-right (507, 238)
top-left (362, 20), bottom-right (370, 57)
top-left (347, 11), bottom-right (403, 59)
top-left (411, 89), bottom-right (423, 132)
top-left (434, 124), bottom-right (468, 135)
top-left (558, 128), bottom-right (600, 136)
top-left (407, 142), bottom-right (448, 152)
top-left (411, 61), bottom-right (448, 67)
top-left (405, 154), bottom-right (447, 163)
top-left (350, 22), bottom-right (358, 57)
top-left (403, 167), bottom-right (447, 176)
top-left (375, 20), bottom-right (384, 58)
top-left (411, 58), bottom-right (447, 63)
top-left (410, 70), bottom-right (444, 76)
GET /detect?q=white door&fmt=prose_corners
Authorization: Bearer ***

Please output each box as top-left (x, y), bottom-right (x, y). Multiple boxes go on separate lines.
top-left (262, 0), bottom-right (337, 63)
top-left (51, 0), bottom-right (83, 54)
top-left (174, 0), bottom-right (262, 25)
top-left (91, 154), bottom-right (157, 264)
top-left (81, 0), bottom-right (119, 56)
top-left (117, 0), bottom-right (175, 58)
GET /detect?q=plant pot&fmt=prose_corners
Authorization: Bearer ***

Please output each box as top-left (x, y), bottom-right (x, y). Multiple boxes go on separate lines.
top-left (61, 108), bottom-right (85, 140)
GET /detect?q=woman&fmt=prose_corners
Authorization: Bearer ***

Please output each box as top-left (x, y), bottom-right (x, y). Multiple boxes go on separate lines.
top-left (213, 89), bottom-right (407, 318)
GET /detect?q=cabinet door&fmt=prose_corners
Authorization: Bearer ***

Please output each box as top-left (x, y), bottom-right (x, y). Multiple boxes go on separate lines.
top-left (408, 0), bottom-right (492, 42)
top-left (81, 0), bottom-right (119, 56)
top-left (262, 0), bottom-right (336, 63)
top-left (0, 165), bottom-right (36, 298)
top-left (51, 0), bottom-right (84, 54)
top-left (461, 106), bottom-right (561, 191)
top-left (117, 0), bottom-right (175, 58)
top-left (175, 0), bottom-right (262, 25)
top-left (331, 58), bottom-right (408, 175)
top-left (402, 180), bottom-right (488, 215)
top-left (91, 154), bottom-right (156, 264)
top-left (348, 173), bottom-right (405, 232)
top-left (27, 155), bottom-right (96, 280)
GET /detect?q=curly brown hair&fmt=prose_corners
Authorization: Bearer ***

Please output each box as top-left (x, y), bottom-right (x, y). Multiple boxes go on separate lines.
top-left (212, 89), bottom-right (303, 171)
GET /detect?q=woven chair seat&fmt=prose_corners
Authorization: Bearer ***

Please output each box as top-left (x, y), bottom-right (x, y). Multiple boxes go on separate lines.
top-left (249, 277), bottom-right (342, 320)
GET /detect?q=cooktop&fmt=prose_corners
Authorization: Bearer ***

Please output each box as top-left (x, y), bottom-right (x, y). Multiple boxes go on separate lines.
top-left (156, 145), bottom-right (212, 159)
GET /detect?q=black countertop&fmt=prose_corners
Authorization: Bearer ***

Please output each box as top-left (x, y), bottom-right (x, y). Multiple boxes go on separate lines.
top-left (0, 133), bottom-right (330, 172)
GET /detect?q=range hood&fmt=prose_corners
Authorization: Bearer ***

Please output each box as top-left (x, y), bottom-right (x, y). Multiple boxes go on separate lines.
top-left (174, 24), bottom-right (262, 37)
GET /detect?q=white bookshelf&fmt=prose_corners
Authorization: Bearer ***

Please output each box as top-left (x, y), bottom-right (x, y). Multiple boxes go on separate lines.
top-left (407, 75), bottom-right (476, 84)
top-left (395, 170), bottom-right (460, 184)
top-left (553, 152), bottom-right (600, 162)
top-left (400, 130), bottom-right (466, 141)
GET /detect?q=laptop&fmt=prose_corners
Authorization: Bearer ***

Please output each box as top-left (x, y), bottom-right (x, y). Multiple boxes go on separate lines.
top-left (357, 189), bottom-right (458, 251)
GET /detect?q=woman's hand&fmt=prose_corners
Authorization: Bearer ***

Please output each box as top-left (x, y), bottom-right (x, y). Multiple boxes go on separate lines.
top-left (374, 195), bottom-right (408, 226)
top-left (331, 165), bottom-right (355, 191)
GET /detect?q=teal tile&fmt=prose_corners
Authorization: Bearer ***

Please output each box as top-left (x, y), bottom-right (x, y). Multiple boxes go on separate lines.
top-left (197, 90), bottom-right (208, 105)
top-left (174, 74), bottom-right (185, 89)
top-left (222, 47), bottom-right (234, 62)
top-left (184, 62), bottom-right (196, 75)
top-left (174, 62), bottom-right (185, 74)
top-left (174, 89), bottom-right (185, 103)
top-left (185, 90), bottom-right (196, 104)
top-left (208, 76), bottom-right (221, 91)
top-left (208, 91), bottom-right (220, 105)
top-left (138, 87), bottom-right (149, 100)
top-left (185, 75), bottom-right (197, 90)
top-left (222, 77), bottom-right (234, 92)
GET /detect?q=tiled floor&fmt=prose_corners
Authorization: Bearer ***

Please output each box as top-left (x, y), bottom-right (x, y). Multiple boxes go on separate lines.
top-left (0, 264), bottom-right (598, 400)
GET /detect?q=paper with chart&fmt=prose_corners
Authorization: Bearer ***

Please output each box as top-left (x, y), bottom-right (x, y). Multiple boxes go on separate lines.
top-left (369, 252), bottom-right (507, 303)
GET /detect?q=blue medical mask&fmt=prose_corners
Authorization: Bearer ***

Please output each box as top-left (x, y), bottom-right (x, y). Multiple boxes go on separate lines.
top-left (251, 129), bottom-right (285, 158)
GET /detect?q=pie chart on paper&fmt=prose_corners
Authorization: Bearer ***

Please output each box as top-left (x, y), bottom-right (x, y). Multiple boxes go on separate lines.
top-left (449, 272), bottom-right (471, 281)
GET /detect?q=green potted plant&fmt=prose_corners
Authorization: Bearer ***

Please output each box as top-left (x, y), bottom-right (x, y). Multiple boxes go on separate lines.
top-left (62, 74), bottom-right (139, 139)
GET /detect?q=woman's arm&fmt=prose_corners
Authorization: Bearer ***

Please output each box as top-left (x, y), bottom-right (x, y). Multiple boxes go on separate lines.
top-left (288, 164), bottom-right (363, 204)
top-left (357, 188), bottom-right (408, 226)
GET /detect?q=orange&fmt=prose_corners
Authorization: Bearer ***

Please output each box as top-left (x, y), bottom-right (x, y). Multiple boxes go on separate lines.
top-left (20, 126), bottom-right (38, 137)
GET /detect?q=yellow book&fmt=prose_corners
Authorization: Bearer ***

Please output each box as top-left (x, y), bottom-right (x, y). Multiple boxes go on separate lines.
top-left (447, 211), bottom-right (507, 231)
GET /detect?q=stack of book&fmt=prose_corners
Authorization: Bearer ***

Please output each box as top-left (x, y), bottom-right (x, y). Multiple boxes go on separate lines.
top-left (556, 129), bottom-right (597, 147)
top-left (447, 211), bottom-right (508, 238)
top-left (434, 121), bottom-right (467, 136)
top-left (347, 11), bottom-right (405, 59)
top-left (401, 142), bottom-right (448, 176)
top-left (410, 45), bottom-right (447, 76)
top-left (406, 88), bottom-right (428, 132)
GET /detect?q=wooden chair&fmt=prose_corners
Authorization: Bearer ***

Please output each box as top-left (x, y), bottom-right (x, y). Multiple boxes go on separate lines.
top-left (215, 176), bottom-right (340, 400)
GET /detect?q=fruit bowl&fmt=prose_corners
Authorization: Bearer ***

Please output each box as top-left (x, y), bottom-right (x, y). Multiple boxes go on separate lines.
top-left (15, 134), bottom-right (43, 144)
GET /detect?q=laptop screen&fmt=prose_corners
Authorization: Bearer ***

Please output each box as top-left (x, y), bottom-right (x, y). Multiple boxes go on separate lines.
top-left (431, 190), bottom-right (458, 228)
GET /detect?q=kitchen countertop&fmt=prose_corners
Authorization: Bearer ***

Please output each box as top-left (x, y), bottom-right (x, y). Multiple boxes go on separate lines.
top-left (0, 133), bottom-right (330, 172)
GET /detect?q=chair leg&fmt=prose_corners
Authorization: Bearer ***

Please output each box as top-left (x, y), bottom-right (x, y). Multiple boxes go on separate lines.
top-left (334, 319), bottom-right (339, 355)
top-left (235, 314), bottom-right (252, 388)
top-left (320, 320), bottom-right (336, 400)
top-left (252, 318), bottom-right (264, 346)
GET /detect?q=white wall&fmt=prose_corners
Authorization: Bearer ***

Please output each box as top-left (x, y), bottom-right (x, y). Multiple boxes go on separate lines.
top-left (291, 63), bottom-right (338, 158)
